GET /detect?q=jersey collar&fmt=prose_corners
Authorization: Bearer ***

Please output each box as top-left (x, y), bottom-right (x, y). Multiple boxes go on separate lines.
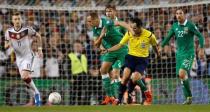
top-left (13, 25), bottom-right (23, 32)
top-left (178, 19), bottom-right (188, 26)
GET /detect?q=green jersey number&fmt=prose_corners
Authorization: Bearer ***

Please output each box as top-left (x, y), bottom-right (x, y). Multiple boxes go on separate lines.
top-left (178, 31), bottom-right (184, 38)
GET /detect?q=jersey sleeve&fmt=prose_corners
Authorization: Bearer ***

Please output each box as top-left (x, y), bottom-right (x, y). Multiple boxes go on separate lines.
top-left (161, 25), bottom-right (175, 47)
top-left (150, 33), bottom-right (158, 46)
top-left (28, 26), bottom-right (37, 37)
top-left (190, 23), bottom-right (204, 48)
top-left (4, 30), bottom-right (10, 41)
top-left (119, 31), bottom-right (130, 45)
top-left (92, 29), bottom-right (99, 40)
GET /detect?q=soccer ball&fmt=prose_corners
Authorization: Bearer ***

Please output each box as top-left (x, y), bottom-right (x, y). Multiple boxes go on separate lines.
top-left (48, 92), bottom-right (61, 104)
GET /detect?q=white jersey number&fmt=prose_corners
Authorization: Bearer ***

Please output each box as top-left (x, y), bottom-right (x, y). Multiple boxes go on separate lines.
top-left (178, 31), bottom-right (184, 38)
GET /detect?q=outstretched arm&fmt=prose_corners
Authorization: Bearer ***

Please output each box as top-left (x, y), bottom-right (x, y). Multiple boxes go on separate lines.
top-left (102, 31), bottom-right (130, 54)
top-left (107, 44), bottom-right (123, 52)
top-left (102, 43), bottom-right (124, 54)
top-left (114, 21), bottom-right (135, 35)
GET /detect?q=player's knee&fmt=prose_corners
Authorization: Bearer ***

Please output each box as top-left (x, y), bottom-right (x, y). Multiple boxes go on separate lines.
top-left (121, 75), bottom-right (129, 84)
top-left (21, 71), bottom-right (31, 83)
top-left (131, 72), bottom-right (141, 82)
top-left (112, 70), bottom-right (120, 78)
top-left (23, 77), bottom-right (32, 84)
top-left (145, 78), bottom-right (152, 85)
top-left (179, 71), bottom-right (186, 79)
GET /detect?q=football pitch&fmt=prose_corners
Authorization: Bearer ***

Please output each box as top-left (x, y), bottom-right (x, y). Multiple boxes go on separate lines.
top-left (0, 105), bottom-right (210, 112)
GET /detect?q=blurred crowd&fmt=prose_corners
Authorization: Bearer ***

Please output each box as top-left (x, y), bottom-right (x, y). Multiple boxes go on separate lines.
top-left (0, 0), bottom-right (208, 7)
top-left (0, 3), bottom-right (209, 79)
top-left (0, 1), bottom-right (209, 105)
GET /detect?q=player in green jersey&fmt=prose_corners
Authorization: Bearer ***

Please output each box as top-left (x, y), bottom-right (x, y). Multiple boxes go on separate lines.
top-left (98, 4), bottom-right (127, 104)
top-left (86, 12), bottom-right (127, 105)
top-left (161, 8), bottom-right (205, 105)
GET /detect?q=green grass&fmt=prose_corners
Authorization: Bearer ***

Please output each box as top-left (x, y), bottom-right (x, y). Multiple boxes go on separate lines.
top-left (0, 105), bottom-right (210, 112)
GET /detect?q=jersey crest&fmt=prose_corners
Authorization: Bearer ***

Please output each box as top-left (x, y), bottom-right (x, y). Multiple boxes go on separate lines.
top-left (184, 27), bottom-right (189, 34)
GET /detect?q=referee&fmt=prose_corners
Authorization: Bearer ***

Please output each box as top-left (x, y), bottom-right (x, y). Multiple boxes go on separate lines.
top-left (103, 17), bottom-right (160, 105)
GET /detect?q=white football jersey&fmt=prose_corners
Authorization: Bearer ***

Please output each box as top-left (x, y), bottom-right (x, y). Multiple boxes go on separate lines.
top-left (5, 26), bottom-right (36, 58)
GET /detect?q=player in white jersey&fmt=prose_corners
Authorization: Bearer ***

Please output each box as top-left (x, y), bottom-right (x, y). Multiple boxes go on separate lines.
top-left (4, 12), bottom-right (42, 106)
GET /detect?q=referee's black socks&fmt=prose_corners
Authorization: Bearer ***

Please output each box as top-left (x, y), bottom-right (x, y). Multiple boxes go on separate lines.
top-left (118, 83), bottom-right (127, 103)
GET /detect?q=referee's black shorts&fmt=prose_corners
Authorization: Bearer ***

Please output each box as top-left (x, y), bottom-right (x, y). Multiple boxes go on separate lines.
top-left (124, 54), bottom-right (148, 74)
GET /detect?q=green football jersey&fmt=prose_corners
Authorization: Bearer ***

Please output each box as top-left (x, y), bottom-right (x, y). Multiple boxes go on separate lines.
top-left (93, 18), bottom-right (125, 49)
top-left (161, 20), bottom-right (204, 56)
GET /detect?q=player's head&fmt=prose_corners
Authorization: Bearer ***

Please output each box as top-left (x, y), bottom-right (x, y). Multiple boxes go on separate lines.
top-left (130, 17), bottom-right (143, 34)
top-left (176, 8), bottom-right (186, 23)
top-left (105, 4), bottom-right (116, 19)
top-left (73, 40), bottom-right (83, 53)
top-left (12, 12), bottom-right (22, 27)
top-left (87, 12), bottom-right (100, 27)
top-left (86, 15), bottom-right (93, 28)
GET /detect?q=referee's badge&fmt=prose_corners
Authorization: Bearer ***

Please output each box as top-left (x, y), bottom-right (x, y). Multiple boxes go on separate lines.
top-left (184, 27), bottom-right (188, 34)
top-left (141, 41), bottom-right (146, 48)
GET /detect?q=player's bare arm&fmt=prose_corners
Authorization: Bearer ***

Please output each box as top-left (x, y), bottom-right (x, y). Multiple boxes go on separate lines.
top-left (94, 27), bottom-right (106, 47)
top-left (153, 45), bottom-right (160, 58)
top-left (102, 44), bottom-right (123, 54)
top-left (114, 21), bottom-right (134, 35)
top-left (4, 40), bottom-right (11, 49)
top-left (35, 32), bottom-right (43, 58)
top-left (198, 48), bottom-right (205, 60)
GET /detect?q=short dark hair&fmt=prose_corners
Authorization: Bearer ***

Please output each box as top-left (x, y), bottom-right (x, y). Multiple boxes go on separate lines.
top-left (89, 12), bottom-right (99, 20)
top-left (105, 4), bottom-right (116, 11)
top-left (12, 11), bottom-right (21, 16)
top-left (176, 8), bottom-right (186, 14)
top-left (130, 18), bottom-right (143, 28)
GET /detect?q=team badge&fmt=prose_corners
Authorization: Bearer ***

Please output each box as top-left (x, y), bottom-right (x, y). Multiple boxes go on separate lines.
top-left (184, 27), bottom-right (188, 34)
top-left (16, 34), bottom-right (20, 39)
top-left (141, 41), bottom-right (146, 48)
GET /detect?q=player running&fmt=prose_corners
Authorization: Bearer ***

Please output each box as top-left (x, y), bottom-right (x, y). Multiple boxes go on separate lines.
top-left (161, 8), bottom-right (205, 105)
top-left (99, 4), bottom-right (127, 105)
top-left (102, 17), bottom-right (160, 105)
top-left (4, 12), bottom-right (42, 106)
top-left (86, 12), bottom-right (128, 105)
